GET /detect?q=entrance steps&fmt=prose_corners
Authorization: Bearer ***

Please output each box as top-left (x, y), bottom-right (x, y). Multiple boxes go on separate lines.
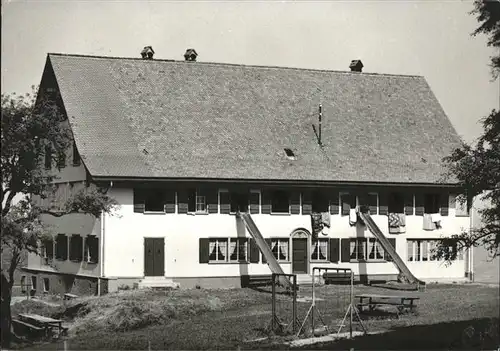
top-left (135, 276), bottom-right (179, 290)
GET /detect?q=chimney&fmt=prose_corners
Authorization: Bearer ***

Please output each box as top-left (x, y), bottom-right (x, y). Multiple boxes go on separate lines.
top-left (141, 46), bottom-right (155, 60)
top-left (349, 59), bottom-right (363, 72)
top-left (184, 48), bottom-right (198, 62)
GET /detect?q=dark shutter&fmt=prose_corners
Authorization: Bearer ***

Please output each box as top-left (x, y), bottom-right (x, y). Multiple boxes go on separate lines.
top-left (440, 193), bottom-right (449, 216)
top-left (415, 193), bottom-right (424, 216)
top-left (89, 236), bottom-right (99, 263)
top-left (220, 191), bottom-right (231, 214)
top-left (207, 189), bottom-right (218, 214)
top-left (385, 238), bottom-right (396, 261)
top-left (262, 239), bottom-right (272, 263)
top-left (187, 189), bottom-right (196, 212)
top-left (164, 190), bottom-right (176, 213)
top-left (249, 192), bottom-right (260, 214)
top-left (340, 239), bottom-right (351, 262)
top-left (290, 191), bottom-right (301, 214)
top-left (133, 189), bottom-right (145, 213)
top-left (404, 193), bottom-right (414, 215)
top-left (329, 190), bottom-right (340, 214)
top-left (249, 239), bottom-right (260, 263)
top-left (199, 238), bottom-right (209, 263)
top-left (341, 194), bottom-right (352, 216)
top-left (261, 190), bottom-right (272, 214)
top-left (368, 194), bottom-right (378, 215)
top-left (70, 235), bottom-right (83, 262)
top-left (302, 191), bottom-right (312, 215)
top-left (178, 190), bottom-right (189, 214)
top-left (329, 238), bottom-right (340, 263)
top-left (379, 193), bottom-right (388, 215)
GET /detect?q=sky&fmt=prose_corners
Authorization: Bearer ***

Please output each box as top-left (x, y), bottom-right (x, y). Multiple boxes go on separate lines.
top-left (2, 0), bottom-right (499, 143)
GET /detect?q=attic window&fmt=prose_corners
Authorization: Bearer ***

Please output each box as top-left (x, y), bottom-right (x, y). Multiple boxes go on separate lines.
top-left (284, 148), bottom-right (296, 160)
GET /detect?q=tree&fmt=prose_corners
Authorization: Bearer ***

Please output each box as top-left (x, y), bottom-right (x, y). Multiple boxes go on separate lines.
top-left (1, 89), bottom-right (118, 348)
top-left (439, 0), bottom-right (500, 261)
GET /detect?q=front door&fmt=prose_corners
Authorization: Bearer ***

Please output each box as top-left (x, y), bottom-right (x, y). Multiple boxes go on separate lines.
top-left (292, 238), bottom-right (308, 274)
top-left (144, 238), bottom-right (165, 277)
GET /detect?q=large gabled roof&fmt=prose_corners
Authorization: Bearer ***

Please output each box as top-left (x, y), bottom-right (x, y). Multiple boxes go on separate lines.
top-left (44, 53), bottom-right (462, 184)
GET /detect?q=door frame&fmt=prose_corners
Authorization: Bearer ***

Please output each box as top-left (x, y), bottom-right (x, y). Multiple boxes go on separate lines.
top-left (291, 229), bottom-right (311, 274)
top-left (143, 237), bottom-right (166, 277)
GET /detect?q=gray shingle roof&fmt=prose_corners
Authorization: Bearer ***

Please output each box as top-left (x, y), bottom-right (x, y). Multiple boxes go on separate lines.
top-left (46, 53), bottom-right (462, 184)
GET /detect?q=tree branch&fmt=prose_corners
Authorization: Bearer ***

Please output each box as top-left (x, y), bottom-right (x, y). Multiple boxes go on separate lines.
top-left (2, 191), bottom-right (17, 217)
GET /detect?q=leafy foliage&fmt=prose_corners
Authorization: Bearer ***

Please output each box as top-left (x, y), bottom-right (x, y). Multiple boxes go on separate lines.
top-left (471, 0), bottom-right (500, 78)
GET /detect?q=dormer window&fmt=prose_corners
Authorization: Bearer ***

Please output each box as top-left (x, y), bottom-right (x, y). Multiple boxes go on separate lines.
top-left (284, 148), bottom-right (296, 160)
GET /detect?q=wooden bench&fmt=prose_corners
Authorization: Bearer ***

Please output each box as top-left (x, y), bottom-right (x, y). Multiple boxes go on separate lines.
top-left (12, 318), bottom-right (45, 337)
top-left (355, 294), bottom-right (419, 316)
top-left (64, 293), bottom-right (78, 300)
top-left (323, 272), bottom-right (351, 285)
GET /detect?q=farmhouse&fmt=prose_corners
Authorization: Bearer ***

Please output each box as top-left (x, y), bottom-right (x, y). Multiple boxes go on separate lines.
top-left (22, 47), bottom-right (473, 295)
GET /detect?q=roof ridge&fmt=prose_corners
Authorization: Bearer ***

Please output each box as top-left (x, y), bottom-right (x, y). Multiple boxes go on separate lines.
top-left (47, 52), bottom-right (424, 79)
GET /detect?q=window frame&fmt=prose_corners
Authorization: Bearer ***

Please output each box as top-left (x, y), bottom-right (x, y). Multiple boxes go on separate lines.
top-left (349, 238), bottom-right (385, 262)
top-left (367, 237), bottom-right (385, 260)
top-left (208, 237), bottom-right (248, 263)
top-left (188, 189), bottom-right (207, 214)
top-left (311, 238), bottom-right (329, 261)
top-left (229, 238), bottom-right (248, 262)
top-left (271, 238), bottom-right (290, 262)
top-left (43, 278), bottom-right (50, 293)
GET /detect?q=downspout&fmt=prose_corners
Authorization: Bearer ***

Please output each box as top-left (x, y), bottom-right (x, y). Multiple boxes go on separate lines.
top-left (469, 196), bottom-right (474, 282)
top-left (98, 181), bottom-right (113, 295)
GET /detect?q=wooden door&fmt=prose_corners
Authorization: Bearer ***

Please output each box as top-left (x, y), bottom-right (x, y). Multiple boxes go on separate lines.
top-left (292, 238), bottom-right (308, 274)
top-left (144, 238), bottom-right (165, 277)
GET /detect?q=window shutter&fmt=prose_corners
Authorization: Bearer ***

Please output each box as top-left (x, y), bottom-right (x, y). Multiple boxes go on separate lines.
top-left (329, 191), bottom-right (340, 215)
top-left (415, 193), bottom-right (424, 216)
top-left (290, 191), bottom-right (301, 214)
top-left (178, 190), bottom-right (189, 214)
top-left (404, 193), bottom-right (414, 215)
top-left (61, 235), bottom-right (68, 260)
top-left (199, 238), bottom-right (209, 263)
top-left (449, 193), bottom-right (456, 209)
top-left (340, 239), bottom-right (351, 262)
top-left (302, 191), bottom-right (312, 215)
top-left (329, 238), bottom-right (340, 263)
top-left (90, 237), bottom-right (99, 263)
top-left (133, 189), bottom-right (145, 213)
top-left (368, 194), bottom-right (378, 215)
top-left (249, 192), bottom-right (260, 214)
top-left (220, 192), bottom-right (231, 214)
top-left (83, 237), bottom-right (89, 262)
top-left (341, 194), bottom-right (354, 216)
top-left (378, 193), bottom-right (388, 215)
top-left (385, 238), bottom-right (396, 261)
top-left (207, 189), bottom-right (218, 214)
top-left (164, 190), bottom-right (176, 214)
top-left (249, 239), bottom-right (260, 263)
top-left (439, 193), bottom-right (449, 216)
top-left (261, 191), bottom-right (272, 214)
top-left (262, 239), bottom-right (272, 263)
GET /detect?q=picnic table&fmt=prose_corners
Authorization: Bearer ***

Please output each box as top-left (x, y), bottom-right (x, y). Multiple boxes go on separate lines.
top-left (355, 293), bottom-right (420, 315)
top-left (16, 313), bottom-right (67, 338)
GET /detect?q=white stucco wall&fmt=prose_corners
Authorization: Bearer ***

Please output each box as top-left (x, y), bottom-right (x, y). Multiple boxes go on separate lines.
top-left (103, 187), bottom-right (469, 280)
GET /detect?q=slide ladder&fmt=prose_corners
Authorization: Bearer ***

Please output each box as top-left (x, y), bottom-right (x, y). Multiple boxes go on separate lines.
top-left (357, 209), bottom-right (426, 289)
top-left (237, 212), bottom-right (293, 289)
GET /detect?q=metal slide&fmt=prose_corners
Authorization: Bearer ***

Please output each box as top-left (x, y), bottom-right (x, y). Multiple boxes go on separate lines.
top-left (357, 210), bottom-right (426, 289)
top-left (237, 212), bottom-right (293, 289)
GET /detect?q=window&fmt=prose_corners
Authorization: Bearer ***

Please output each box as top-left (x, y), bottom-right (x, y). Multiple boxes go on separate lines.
top-left (44, 146), bottom-right (52, 169)
top-left (84, 236), bottom-right (99, 263)
top-left (72, 142), bottom-right (81, 166)
top-left (407, 240), bottom-right (414, 261)
top-left (408, 239), bottom-right (453, 262)
top-left (21, 276), bottom-right (26, 293)
top-left (388, 192), bottom-right (404, 213)
top-left (271, 190), bottom-right (290, 213)
top-left (69, 235), bottom-right (83, 262)
top-left (31, 276), bottom-right (37, 291)
top-left (229, 238), bottom-right (248, 262)
top-left (311, 239), bottom-right (328, 260)
top-left (144, 189), bottom-right (166, 212)
top-left (42, 239), bottom-right (54, 260)
top-left (55, 234), bottom-right (68, 260)
top-left (230, 192), bottom-right (249, 213)
top-left (271, 239), bottom-right (289, 261)
top-left (43, 278), bottom-right (50, 292)
top-left (209, 239), bottom-right (228, 262)
top-left (368, 238), bottom-right (385, 260)
top-left (350, 238), bottom-right (384, 261)
top-left (424, 194), bottom-right (440, 214)
top-left (188, 189), bottom-right (206, 213)
top-left (284, 148), bottom-right (296, 160)
top-left (312, 191), bottom-right (329, 213)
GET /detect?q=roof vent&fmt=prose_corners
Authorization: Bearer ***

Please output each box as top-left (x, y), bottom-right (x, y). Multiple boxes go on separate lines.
top-left (284, 148), bottom-right (296, 160)
top-left (184, 48), bottom-right (198, 62)
top-left (141, 46), bottom-right (155, 60)
top-left (349, 59), bottom-right (363, 72)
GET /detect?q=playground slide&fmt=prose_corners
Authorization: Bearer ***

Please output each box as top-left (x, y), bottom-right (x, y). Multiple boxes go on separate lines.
top-left (357, 210), bottom-right (426, 288)
top-left (237, 212), bottom-right (293, 289)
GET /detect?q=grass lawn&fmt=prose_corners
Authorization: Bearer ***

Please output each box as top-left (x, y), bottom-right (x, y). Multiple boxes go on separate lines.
top-left (12, 283), bottom-right (499, 350)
